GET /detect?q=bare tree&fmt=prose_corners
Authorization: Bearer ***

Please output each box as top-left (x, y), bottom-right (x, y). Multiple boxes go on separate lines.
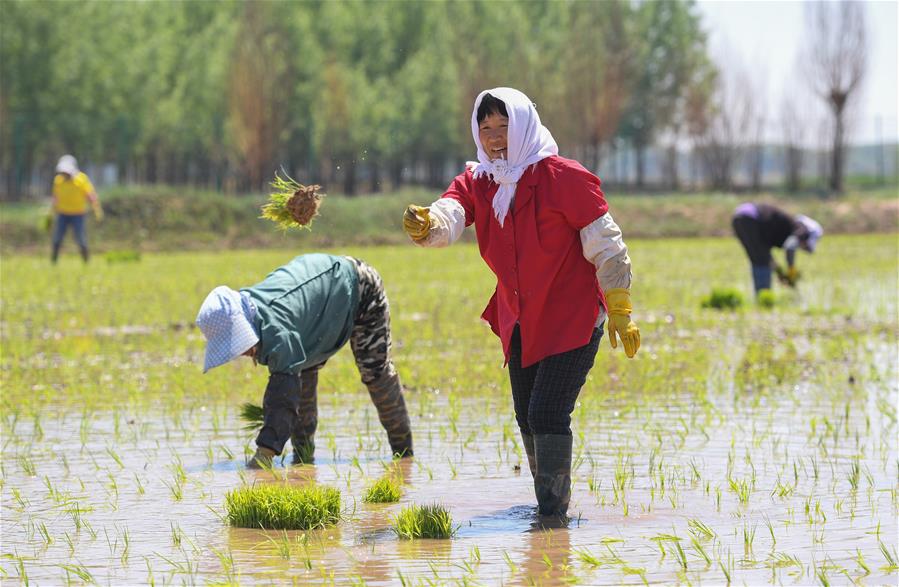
top-left (803, 1), bottom-right (867, 193)
top-left (688, 58), bottom-right (755, 190)
top-left (780, 93), bottom-right (807, 193)
top-left (746, 114), bottom-right (766, 192)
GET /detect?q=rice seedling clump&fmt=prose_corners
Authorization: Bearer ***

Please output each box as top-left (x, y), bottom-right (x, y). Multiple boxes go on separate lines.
top-left (261, 173), bottom-right (324, 230)
top-left (362, 475), bottom-right (402, 503)
top-left (225, 484), bottom-right (340, 530)
top-left (701, 287), bottom-right (744, 310)
top-left (392, 503), bottom-right (455, 539)
top-left (756, 289), bottom-right (777, 308)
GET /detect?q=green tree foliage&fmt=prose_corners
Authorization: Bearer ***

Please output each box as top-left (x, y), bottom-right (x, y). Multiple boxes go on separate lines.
top-left (0, 0), bottom-right (713, 198)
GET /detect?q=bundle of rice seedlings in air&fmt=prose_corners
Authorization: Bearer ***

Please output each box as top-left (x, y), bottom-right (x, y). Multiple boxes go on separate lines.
top-left (261, 173), bottom-right (324, 230)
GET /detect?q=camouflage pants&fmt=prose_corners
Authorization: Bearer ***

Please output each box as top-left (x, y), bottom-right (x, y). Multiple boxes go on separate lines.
top-left (290, 258), bottom-right (413, 458)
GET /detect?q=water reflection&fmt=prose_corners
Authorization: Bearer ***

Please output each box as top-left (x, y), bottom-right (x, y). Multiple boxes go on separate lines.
top-left (516, 527), bottom-right (572, 586)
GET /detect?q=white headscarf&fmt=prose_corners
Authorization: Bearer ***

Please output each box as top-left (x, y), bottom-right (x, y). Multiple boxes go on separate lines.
top-left (469, 88), bottom-right (558, 227)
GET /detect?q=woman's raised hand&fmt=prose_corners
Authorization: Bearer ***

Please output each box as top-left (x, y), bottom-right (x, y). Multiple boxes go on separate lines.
top-left (403, 205), bottom-right (431, 241)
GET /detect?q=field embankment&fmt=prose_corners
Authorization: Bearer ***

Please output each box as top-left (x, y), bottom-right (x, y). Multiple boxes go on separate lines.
top-left (2, 185), bottom-right (896, 253)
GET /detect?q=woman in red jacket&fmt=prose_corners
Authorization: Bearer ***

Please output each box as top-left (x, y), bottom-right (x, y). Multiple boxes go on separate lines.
top-left (403, 87), bottom-right (640, 522)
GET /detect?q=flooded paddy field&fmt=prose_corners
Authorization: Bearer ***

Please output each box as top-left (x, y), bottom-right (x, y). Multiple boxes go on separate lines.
top-left (2, 235), bottom-right (897, 585)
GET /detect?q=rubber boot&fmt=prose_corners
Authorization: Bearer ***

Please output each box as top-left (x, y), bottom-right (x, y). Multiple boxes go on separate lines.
top-left (533, 434), bottom-right (573, 519)
top-left (79, 246), bottom-right (89, 263)
top-left (291, 368), bottom-right (319, 464)
top-left (247, 446), bottom-right (277, 469)
top-left (366, 367), bottom-right (413, 458)
top-left (521, 431), bottom-right (536, 478)
top-left (51, 242), bottom-right (61, 264)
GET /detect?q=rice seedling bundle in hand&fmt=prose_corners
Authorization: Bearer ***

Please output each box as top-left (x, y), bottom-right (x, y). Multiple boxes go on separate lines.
top-left (225, 484), bottom-right (341, 530)
top-left (261, 173), bottom-right (324, 230)
top-left (240, 402), bottom-right (264, 431)
top-left (392, 503), bottom-right (456, 539)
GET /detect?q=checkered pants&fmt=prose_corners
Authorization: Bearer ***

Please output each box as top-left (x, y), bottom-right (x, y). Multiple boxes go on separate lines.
top-left (508, 324), bottom-right (603, 436)
top-left (289, 257), bottom-right (412, 454)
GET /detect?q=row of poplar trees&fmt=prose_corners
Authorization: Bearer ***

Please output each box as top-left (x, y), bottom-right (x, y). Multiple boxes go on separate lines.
top-left (1, 0), bottom-right (713, 196)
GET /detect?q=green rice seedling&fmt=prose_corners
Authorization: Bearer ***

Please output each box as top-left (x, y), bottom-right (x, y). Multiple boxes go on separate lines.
top-left (225, 483), bottom-right (341, 530)
top-left (261, 173), bottom-right (324, 230)
top-left (392, 503), bottom-right (455, 539)
top-left (19, 454), bottom-right (36, 477)
top-left (120, 526), bottom-right (131, 565)
top-left (212, 546), bottom-right (236, 583)
top-left (878, 539), bottom-right (899, 572)
top-left (688, 519), bottom-right (716, 541)
top-left (60, 563), bottom-right (94, 584)
top-left (728, 476), bottom-right (752, 505)
top-left (672, 537), bottom-right (688, 571)
top-left (700, 288), bottom-right (744, 310)
top-left (574, 547), bottom-right (603, 567)
top-left (170, 523), bottom-right (183, 547)
top-left (756, 289), bottom-right (776, 308)
top-left (36, 522), bottom-right (52, 547)
top-left (105, 249), bottom-right (141, 263)
top-left (847, 457), bottom-right (861, 490)
top-left (743, 523), bottom-right (757, 555)
top-left (767, 552), bottom-right (802, 569)
top-left (854, 549), bottom-right (870, 575)
top-left (764, 516), bottom-right (776, 548)
top-left (362, 475), bottom-right (402, 503)
top-left (690, 536), bottom-right (711, 566)
top-left (266, 531), bottom-right (292, 560)
top-left (502, 550), bottom-right (517, 575)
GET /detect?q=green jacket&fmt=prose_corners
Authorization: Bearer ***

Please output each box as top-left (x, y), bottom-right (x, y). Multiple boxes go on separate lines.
top-left (242, 254), bottom-right (359, 374)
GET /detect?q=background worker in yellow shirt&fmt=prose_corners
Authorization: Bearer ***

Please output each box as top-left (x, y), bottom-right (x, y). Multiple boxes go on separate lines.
top-left (51, 155), bottom-right (103, 263)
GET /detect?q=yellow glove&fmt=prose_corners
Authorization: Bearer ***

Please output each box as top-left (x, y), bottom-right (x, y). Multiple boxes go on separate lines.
top-left (786, 265), bottom-right (800, 285)
top-left (92, 202), bottom-right (104, 222)
top-left (605, 288), bottom-right (640, 358)
top-left (403, 204), bottom-right (430, 241)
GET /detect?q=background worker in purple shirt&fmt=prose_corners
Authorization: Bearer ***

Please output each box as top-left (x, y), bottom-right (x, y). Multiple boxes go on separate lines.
top-left (731, 203), bottom-right (823, 295)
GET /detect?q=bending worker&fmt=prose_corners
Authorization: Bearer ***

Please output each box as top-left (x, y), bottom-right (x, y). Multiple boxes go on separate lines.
top-left (731, 202), bottom-right (823, 295)
top-left (196, 253), bottom-right (413, 468)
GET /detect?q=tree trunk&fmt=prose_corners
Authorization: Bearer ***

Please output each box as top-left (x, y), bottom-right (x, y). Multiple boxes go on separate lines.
top-left (635, 144), bottom-right (646, 189)
top-left (666, 145), bottom-right (679, 190)
top-left (390, 161), bottom-right (404, 189)
top-left (750, 145), bottom-right (763, 192)
top-left (785, 146), bottom-right (802, 193)
top-left (370, 162), bottom-right (381, 193)
top-left (830, 108), bottom-right (845, 193)
top-left (343, 158), bottom-right (357, 196)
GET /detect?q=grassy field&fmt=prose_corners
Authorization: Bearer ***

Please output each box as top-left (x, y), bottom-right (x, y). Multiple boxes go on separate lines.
top-left (2, 185), bottom-right (896, 253)
top-left (1, 235), bottom-right (897, 584)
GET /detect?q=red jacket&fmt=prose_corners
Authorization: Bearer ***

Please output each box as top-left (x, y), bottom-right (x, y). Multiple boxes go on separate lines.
top-left (442, 155), bottom-right (609, 367)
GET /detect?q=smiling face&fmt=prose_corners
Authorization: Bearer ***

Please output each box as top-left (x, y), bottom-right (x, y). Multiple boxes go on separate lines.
top-left (478, 113), bottom-right (509, 161)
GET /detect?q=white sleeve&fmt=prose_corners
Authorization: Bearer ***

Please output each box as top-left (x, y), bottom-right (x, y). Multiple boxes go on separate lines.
top-left (783, 235), bottom-right (800, 251)
top-left (580, 212), bottom-right (632, 290)
top-left (412, 198), bottom-right (467, 248)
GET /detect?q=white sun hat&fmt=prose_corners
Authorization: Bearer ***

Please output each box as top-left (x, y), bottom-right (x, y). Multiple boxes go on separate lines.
top-left (55, 155), bottom-right (79, 176)
top-left (796, 215), bottom-right (824, 252)
top-left (196, 286), bottom-right (259, 373)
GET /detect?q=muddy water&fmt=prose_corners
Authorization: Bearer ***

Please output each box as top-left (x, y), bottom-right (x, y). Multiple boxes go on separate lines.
top-left (3, 360), bottom-right (897, 585)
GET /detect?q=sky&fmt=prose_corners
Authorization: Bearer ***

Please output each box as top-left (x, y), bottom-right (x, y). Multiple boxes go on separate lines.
top-left (695, 0), bottom-right (898, 144)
